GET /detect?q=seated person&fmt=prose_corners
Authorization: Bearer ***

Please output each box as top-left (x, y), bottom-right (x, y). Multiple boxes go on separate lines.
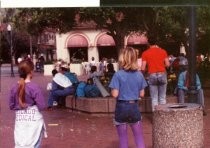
top-left (88, 65), bottom-right (103, 79)
top-left (104, 63), bottom-right (115, 80)
top-left (47, 63), bottom-right (74, 109)
top-left (177, 65), bottom-right (206, 115)
top-left (61, 63), bottom-right (79, 87)
top-left (47, 69), bottom-right (58, 91)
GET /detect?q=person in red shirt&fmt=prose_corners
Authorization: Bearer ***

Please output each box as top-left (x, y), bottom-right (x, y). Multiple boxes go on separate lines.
top-left (141, 39), bottom-right (170, 112)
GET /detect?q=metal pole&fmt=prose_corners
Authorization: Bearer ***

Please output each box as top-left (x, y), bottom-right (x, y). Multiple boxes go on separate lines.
top-left (30, 35), bottom-right (33, 57)
top-left (9, 30), bottom-right (15, 77)
top-left (0, 63), bottom-right (1, 92)
top-left (188, 6), bottom-right (197, 103)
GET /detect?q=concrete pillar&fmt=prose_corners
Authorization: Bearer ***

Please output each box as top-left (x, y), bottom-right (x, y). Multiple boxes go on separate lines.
top-left (153, 103), bottom-right (203, 148)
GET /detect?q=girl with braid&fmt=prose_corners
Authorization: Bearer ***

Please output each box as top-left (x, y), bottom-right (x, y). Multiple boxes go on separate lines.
top-left (9, 60), bottom-right (47, 148)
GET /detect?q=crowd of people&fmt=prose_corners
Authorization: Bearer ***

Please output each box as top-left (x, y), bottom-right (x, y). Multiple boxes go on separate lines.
top-left (45, 58), bottom-right (116, 109)
top-left (9, 38), bottom-right (207, 147)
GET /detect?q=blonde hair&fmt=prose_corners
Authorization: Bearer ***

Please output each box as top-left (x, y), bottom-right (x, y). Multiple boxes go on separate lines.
top-left (18, 60), bottom-right (34, 108)
top-left (119, 47), bottom-right (139, 71)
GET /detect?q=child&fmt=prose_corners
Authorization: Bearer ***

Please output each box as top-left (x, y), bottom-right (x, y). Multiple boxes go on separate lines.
top-left (9, 60), bottom-right (47, 148)
top-left (109, 47), bottom-right (148, 148)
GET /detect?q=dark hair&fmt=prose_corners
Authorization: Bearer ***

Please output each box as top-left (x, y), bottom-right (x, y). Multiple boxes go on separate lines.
top-left (52, 69), bottom-right (58, 77)
top-left (107, 63), bottom-right (115, 72)
top-left (148, 38), bottom-right (156, 45)
top-left (90, 66), bottom-right (97, 73)
top-left (61, 67), bottom-right (69, 72)
top-left (18, 60), bottom-right (34, 108)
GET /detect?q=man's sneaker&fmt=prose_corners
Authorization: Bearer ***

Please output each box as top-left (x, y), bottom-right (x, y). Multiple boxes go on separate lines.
top-left (53, 101), bottom-right (58, 106)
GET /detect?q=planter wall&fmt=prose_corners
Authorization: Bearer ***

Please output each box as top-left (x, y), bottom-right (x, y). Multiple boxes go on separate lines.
top-left (44, 64), bottom-right (54, 76)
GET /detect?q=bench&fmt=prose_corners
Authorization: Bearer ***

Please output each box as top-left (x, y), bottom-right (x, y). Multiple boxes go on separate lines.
top-left (65, 95), bottom-right (178, 114)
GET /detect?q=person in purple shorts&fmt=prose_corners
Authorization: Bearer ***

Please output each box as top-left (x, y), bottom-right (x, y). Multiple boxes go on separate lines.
top-left (9, 60), bottom-right (47, 148)
top-left (109, 47), bottom-right (148, 148)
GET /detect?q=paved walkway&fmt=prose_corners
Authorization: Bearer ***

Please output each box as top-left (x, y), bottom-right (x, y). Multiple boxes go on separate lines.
top-left (0, 72), bottom-right (209, 148)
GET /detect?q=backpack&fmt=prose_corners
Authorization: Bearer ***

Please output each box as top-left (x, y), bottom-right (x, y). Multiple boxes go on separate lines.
top-left (76, 81), bottom-right (86, 97)
top-left (84, 84), bottom-right (101, 98)
top-left (65, 72), bottom-right (79, 85)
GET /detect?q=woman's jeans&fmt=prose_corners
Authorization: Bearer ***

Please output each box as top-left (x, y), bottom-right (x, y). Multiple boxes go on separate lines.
top-left (148, 72), bottom-right (167, 111)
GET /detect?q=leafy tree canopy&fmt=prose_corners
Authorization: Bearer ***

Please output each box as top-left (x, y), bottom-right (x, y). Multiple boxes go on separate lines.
top-left (100, 0), bottom-right (209, 6)
top-left (13, 6), bottom-right (210, 54)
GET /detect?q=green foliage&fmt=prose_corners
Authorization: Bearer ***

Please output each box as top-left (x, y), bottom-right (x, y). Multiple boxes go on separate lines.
top-left (10, 6), bottom-right (210, 55)
top-left (100, 0), bottom-right (209, 6)
top-left (14, 8), bottom-right (78, 35)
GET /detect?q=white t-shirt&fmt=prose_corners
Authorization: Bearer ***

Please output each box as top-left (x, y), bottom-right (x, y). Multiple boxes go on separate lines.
top-left (90, 60), bottom-right (96, 66)
top-left (53, 73), bottom-right (72, 88)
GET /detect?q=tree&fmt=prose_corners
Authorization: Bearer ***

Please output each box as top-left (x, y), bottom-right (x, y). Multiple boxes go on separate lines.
top-left (196, 6), bottom-right (210, 54)
top-left (14, 8), bottom-right (79, 35)
top-left (79, 7), bottom-right (189, 54)
top-left (13, 7), bottom-right (210, 56)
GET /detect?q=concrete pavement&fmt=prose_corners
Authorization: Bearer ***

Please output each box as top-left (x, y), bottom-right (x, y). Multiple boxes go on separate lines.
top-left (0, 72), bottom-right (209, 148)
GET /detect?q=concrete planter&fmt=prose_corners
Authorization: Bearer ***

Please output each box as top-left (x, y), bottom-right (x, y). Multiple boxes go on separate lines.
top-left (70, 63), bottom-right (84, 76)
top-left (44, 64), bottom-right (54, 76)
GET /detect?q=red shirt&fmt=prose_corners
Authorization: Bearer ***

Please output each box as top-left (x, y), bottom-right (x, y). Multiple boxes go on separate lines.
top-left (142, 45), bottom-right (168, 74)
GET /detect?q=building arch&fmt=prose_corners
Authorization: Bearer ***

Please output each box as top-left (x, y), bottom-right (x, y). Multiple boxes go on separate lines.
top-left (125, 33), bottom-right (148, 57)
top-left (94, 32), bottom-right (117, 61)
top-left (65, 32), bottom-right (90, 63)
top-left (94, 32), bottom-right (116, 47)
top-left (125, 33), bottom-right (148, 47)
top-left (65, 32), bottom-right (90, 48)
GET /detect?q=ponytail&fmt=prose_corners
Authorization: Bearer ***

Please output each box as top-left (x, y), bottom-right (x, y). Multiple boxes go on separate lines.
top-left (18, 78), bottom-right (26, 108)
top-left (17, 60), bottom-right (34, 108)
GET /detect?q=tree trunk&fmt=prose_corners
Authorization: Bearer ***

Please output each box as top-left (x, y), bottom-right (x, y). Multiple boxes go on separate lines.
top-left (113, 34), bottom-right (125, 58)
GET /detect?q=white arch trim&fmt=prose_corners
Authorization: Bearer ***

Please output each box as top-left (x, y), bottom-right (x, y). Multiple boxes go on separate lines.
top-left (65, 32), bottom-right (91, 48)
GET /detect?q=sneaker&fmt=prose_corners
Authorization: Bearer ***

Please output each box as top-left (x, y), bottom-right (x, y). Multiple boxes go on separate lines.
top-left (53, 101), bottom-right (58, 106)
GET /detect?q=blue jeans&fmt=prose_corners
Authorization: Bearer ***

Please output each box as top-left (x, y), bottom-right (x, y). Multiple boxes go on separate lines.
top-left (148, 72), bottom-right (167, 111)
top-left (48, 81), bottom-right (75, 107)
top-left (178, 88), bottom-right (205, 107)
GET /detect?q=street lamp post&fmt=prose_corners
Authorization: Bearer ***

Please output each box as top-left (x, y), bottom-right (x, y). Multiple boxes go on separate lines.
top-left (30, 35), bottom-right (33, 57)
top-left (7, 24), bottom-right (15, 77)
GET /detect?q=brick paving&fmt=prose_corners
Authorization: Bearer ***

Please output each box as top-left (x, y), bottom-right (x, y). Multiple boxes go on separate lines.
top-left (0, 72), bottom-right (209, 148)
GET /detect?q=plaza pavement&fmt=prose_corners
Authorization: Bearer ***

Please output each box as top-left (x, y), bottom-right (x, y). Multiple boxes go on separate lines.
top-left (0, 72), bottom-right (209, 148)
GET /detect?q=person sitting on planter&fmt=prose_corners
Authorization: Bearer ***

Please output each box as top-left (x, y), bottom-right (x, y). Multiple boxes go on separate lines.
top-left (177, 62), bottom-right (206, 115)
top-left (88, 65), bottom-right (104, 79)
top-left (87, 65), bottom-right (110, 97)
top-left (103, 63), bottom-right (116, 92)
top-left (47, 62), bottom-right (74, 109)
top-left (61, 63), bottom-right (79, 88)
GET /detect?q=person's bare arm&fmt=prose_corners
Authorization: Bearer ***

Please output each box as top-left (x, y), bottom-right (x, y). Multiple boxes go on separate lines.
top-left (139, 89), bottom-right (145, 98)
top-left (141, 61), bottom-right (147, 71)
top-left (165, 57), bottom-right (170, 68)
top-left (111, 89), bottom-right (119, 98)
